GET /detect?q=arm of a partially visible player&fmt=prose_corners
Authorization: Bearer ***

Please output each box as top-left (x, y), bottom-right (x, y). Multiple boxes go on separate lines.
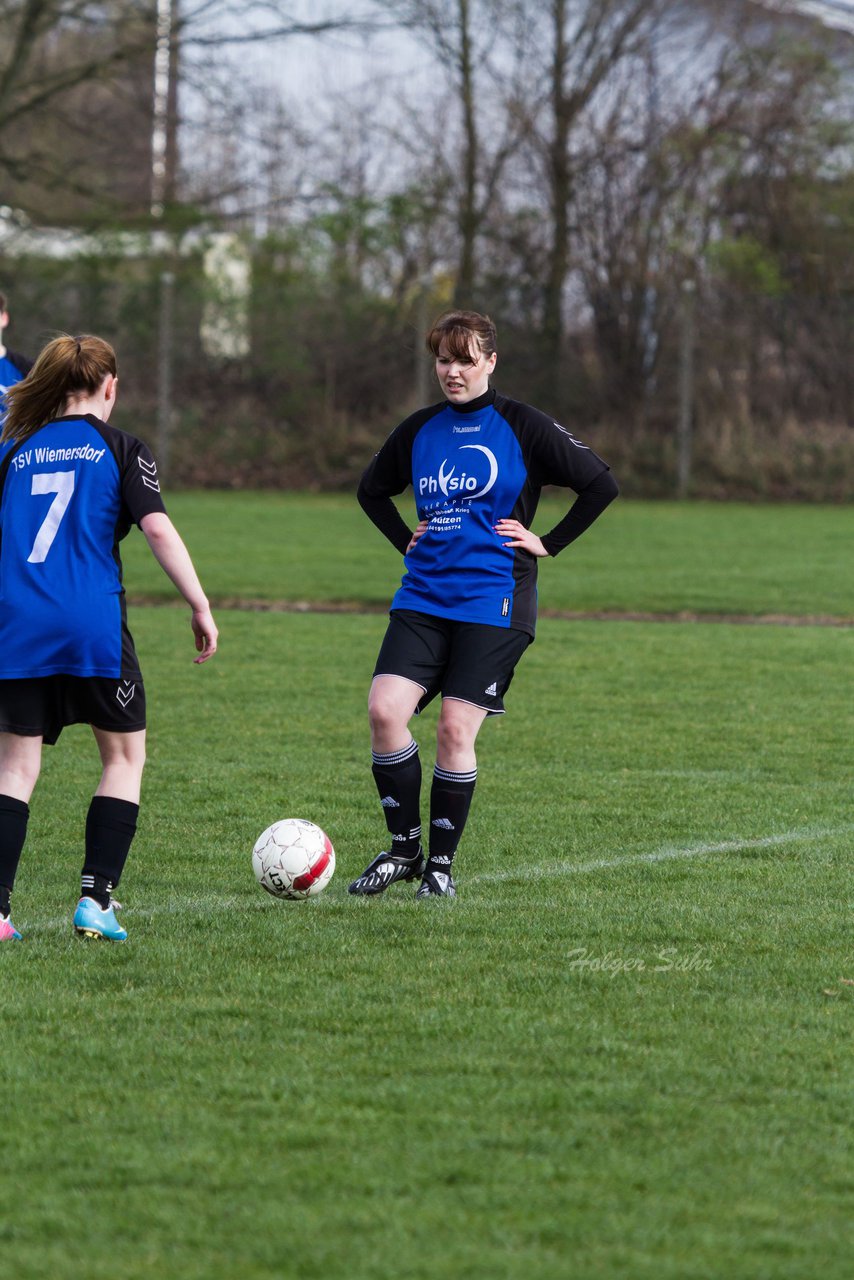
top-left (139, 511), bottom-right (218, 662)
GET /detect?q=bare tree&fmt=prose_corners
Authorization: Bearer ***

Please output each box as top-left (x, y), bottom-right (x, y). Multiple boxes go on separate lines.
top-left (178, 0), bottom-right (390, 45)
top-left (0, 0), bottom-right (385, 222)
top-left (570, 17), bottom-right (733, 419)
top-left (374, 0), bottom-right (529, 305)
top-left (0, 2), bottom-right (148, 134)
top-left (526, 0), bottom-right (666, 375)
top-left (0, 2), bottom-right (156, 213)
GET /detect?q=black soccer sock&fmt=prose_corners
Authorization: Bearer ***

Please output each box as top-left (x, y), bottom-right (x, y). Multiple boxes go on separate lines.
top-left (371, 739), bottom-right (422, 859)
top-left (81, 796), bottom-right (139, 909)
top-left (427, 765), bottom-right (477, 874)
top-left (0, 794), bottom-right (30, 916)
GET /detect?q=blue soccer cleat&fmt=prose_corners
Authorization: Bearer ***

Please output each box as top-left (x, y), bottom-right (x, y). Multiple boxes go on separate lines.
top-left (73, 896), bottom-right (127, 941)
top-left (0, 913), bottom-right (22, 941)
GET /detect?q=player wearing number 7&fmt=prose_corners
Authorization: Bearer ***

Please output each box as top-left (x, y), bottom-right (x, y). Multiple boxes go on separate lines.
top-left (0, 334), bottom-right (218, 941)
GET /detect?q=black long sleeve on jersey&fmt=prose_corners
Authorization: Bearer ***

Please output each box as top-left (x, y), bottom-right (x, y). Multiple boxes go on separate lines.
top-left (356, 482), bottom-right (412, 556)
top-left (540, 469), bottom-right (619, 556)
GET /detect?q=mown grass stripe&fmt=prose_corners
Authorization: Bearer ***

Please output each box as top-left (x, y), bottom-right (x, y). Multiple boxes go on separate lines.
top-left (19, 822), bottom-right (851, 937)
top-left (126, 596), bottom-right (854, 627)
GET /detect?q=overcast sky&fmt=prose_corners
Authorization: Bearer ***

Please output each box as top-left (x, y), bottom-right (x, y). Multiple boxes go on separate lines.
top-left (785, 0), bottom-right (854, 33)
top-left (208, 0), bottom-right (854, 98)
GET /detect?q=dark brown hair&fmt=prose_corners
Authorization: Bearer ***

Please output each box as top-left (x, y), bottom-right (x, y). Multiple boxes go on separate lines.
top-left (425, 310), bottom-right (498, 363)
top-left (2, 334), bottom-right (117, 444)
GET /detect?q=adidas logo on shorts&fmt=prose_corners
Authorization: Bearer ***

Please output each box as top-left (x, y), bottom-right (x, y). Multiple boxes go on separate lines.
top-left (484, 682), bottom-right (498, 696)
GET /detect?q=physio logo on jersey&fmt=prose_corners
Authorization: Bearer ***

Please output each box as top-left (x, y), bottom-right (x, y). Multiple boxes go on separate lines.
top-left (418, 444), bottom-right (498, 501)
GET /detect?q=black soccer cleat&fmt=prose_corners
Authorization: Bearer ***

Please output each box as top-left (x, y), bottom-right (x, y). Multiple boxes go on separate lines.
top-left (415, 869), bottom-right (457, 900)
top-left (348, 847), bottom-right (426, 896)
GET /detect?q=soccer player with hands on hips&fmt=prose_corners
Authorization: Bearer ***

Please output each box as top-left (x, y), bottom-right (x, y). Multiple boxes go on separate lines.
top-left (0, 334), bottom-right (218, 941)
top-left (349, 310), bottom-right (618, 900)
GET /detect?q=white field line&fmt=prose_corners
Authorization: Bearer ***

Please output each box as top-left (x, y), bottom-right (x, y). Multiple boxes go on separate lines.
top-left (18, 822), bottom-right (853, 936)
top-left (470, 823), bottom-right (854, 885)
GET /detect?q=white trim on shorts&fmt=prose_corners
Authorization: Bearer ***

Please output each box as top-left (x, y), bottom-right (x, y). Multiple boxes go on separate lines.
top-left (442, 695), bottom-right (505, 716)
top-left (372, 673), bottom-right (429, 694)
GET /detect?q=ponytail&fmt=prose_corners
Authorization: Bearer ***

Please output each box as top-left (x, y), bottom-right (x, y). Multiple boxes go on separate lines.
top-left (2, 334), bottom-right (117, 445)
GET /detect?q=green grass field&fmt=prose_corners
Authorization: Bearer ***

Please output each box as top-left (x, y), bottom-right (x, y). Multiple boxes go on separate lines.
top-left (122, 493), bottom-right (854, 618)
top-left (4, 496), bottom-right (852, 1279)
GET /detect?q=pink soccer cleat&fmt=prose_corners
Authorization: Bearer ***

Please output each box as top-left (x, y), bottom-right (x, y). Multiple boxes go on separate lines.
top-left (0, 914), bottom-right (22, 941)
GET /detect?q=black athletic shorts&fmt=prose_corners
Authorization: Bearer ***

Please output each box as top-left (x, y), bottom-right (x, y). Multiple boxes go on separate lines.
top-left (0, 674), bottom-right (146, 745)
top-left (373, 609), bottom-right (532, 716)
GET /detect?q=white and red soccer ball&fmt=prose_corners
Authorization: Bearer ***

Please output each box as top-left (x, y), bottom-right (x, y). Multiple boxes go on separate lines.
top-left (252, 819), bottom-right (335, 899)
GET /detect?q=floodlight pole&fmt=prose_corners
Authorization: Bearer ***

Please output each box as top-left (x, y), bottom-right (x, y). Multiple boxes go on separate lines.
top-left (151, 0), bottom-right (175, 218)
top-left (157, 271), bottom-right (175, 481)
top-left (415, 241), bottom-right (431, 406)
top-left (677, 279), bottom-right (696, 499)
top-left (152, 0), bottom-right (177, 480)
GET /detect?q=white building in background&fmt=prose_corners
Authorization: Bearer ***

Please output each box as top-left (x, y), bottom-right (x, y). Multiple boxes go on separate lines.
top-left (200, 235), bottom-right (251, 360)
top-left (0, 207), bottom-right (251, 361)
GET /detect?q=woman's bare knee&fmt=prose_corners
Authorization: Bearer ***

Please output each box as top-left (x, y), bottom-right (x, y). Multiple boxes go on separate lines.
top-left (92, 728), bottom-right (146, 802)
top-left (0, 759), bottom-right (41, 799)
top-left (436, 716), bottom-right (466, 757)
top-left (0, 736), bottom-right (43, 802)
top-left (368, 677), bottom-right (420, 751)
top-left (436, 701), bottom-right (487, 771)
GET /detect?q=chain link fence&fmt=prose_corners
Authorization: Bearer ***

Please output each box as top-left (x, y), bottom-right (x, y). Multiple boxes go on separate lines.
top-left (2, 238), bottom-right (851, 499)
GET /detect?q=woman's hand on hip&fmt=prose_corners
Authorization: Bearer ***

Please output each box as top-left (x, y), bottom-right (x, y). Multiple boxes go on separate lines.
top-left (494, 518), bottom-right (548, 557)
top-left (406, 519), bottom-right (430, 553)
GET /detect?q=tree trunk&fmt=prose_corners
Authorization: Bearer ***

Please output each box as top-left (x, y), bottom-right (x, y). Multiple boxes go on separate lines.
top-left (543, 0), bottom-right (570, 387)
top-left (454, 0), bottom-right (478, 306)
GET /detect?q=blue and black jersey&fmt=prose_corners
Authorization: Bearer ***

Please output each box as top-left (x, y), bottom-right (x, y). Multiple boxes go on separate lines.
top-left (0, 414), bottom-right (167, 678)
top-left (358, 387), bottom-right (618, 637)
top-left (0, 349), bottom-right (31, 396)
top-left (0, 349), bottom-right (32, 439)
